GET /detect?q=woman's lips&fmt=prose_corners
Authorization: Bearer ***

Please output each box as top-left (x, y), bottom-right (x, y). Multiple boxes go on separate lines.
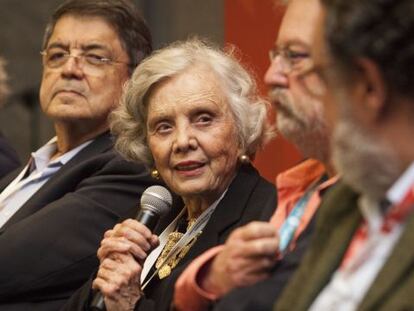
top-left (174, 161), bottom-right (205, 176)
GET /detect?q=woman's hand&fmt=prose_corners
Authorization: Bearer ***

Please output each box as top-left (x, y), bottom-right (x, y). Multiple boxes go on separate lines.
top-left (93, 253), bottom-right (142, 311)
top-left (92, 219), bottom-right (159, 311)
top-left (97, 219), bottom-right (159, 262)
top-left (200, 221), bottom-right (279, 296)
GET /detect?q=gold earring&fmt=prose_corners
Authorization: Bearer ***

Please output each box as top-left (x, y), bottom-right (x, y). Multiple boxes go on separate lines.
top-left (151, 168), bottom-right (160, 179)
top-left (239, 154), bottom-right (250, 164)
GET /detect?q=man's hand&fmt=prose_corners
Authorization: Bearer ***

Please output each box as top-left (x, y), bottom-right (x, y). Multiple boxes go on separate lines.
top-left (200, 221), bottom-right (279, 297)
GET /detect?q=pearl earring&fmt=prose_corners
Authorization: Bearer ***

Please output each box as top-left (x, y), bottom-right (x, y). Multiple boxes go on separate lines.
top-left (239, 154), bottom-right (250, 164)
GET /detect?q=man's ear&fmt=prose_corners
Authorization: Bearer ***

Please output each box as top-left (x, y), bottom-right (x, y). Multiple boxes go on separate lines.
top-left (354, 58), bottom-right (388, 122)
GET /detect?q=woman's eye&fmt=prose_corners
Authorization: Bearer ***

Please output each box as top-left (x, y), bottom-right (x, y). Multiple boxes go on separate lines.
top-left (195, 114), bottom-right (213, 125)
top-left (155, 123), bottom-right (172, 134)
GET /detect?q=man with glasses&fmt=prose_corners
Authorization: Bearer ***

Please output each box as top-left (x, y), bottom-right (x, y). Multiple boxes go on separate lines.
top-left (172, 0), bottom-right (338, 310)
top-left (275, 0), bottom-right (414, 310)
top-left (0, 1), bottom-right (156, 310)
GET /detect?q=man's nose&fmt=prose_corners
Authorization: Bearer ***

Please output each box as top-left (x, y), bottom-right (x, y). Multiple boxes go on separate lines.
top-left (61, 55), bottom-right (84, 78)
top-left (264, 57), bottom-right (289, 88)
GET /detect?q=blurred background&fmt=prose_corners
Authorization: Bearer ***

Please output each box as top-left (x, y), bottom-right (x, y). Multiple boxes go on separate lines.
top-left (0, 0), bottom-right (300, 182)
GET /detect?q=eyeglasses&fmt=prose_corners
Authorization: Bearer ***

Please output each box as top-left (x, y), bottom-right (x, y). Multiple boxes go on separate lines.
top-left (295, 62), bottom-right (329, 99)
top-left (40, 49), bottom-right (129, 75)
top-left (268, 47), bottom-right (310, 73)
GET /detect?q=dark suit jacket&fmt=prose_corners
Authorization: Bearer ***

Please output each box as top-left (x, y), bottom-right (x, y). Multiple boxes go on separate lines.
top-left (275, 181), bottom-right (414, 311)
top-left (61, 163), bottom-right (277, 311)
top-left (0, 131), bottom-right (20, 178)
top-left (212, 214), bottom-right (317, 311)
top-left (0, 132), bottom-right (159, 311)
top-left (211, 170), bottom-right (335, 311)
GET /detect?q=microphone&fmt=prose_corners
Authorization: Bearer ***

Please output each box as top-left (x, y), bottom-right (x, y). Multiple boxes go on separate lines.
top-left (90, 185), bottom-right (172, 311)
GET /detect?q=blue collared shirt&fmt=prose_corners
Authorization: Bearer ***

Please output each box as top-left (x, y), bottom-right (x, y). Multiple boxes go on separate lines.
top-left (0, 137), bottom-right (92, 228)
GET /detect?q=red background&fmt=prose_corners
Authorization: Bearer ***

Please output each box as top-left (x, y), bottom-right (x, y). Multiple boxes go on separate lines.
top-left (224, 0), bottom-right (302, 182)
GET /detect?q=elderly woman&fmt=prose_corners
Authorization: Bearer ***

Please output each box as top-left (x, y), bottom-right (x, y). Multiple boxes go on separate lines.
top-left (63, 38), bottom-right (276, 311)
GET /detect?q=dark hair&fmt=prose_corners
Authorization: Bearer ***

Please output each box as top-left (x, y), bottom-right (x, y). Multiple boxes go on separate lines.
top-left (321, 0), bottom-right (414, 98)
top-left (42, 0), bottom-right (152, 73)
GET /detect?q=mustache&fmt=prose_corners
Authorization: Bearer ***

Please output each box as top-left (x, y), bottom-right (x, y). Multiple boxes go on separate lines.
top-left (269, 88), bottom-right (295, 117)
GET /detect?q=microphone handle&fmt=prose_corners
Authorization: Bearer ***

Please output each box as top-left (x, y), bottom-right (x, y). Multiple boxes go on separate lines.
top-left (90, 209), bottom-right (159, 310)
top-left (135, 209), bottom-right (159, 230)
top-left (90, 293), bottom-right (106, 311)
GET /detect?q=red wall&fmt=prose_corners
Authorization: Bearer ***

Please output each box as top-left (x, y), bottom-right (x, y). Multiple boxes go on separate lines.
top-left (224, 0), bottom-right (302, 183)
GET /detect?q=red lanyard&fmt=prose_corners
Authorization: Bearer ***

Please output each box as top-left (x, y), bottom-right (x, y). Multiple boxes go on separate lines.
top-left (341, 185), bottom-right (414, 270)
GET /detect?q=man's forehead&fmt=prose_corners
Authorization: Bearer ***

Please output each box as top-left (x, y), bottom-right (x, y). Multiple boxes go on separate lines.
top-left (311, 8), bottom-right (328, 64)
top-left (277, 0), bottom-right (320, 47)
top-left (48, 15), bottom-right (121, 48)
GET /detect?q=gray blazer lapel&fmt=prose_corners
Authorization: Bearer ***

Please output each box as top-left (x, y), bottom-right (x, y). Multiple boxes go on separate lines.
top-left (302, 202), bottom-right (361, 309)
top-left (359, 211), bottom-right (414, 310)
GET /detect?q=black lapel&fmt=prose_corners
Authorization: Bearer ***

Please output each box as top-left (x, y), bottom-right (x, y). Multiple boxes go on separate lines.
top-left (0, 167), bottom-right (23, 191)
top-left (182, 164), bottom-right (261, 264)
top-left (0, 132), bottom-right (113, 231)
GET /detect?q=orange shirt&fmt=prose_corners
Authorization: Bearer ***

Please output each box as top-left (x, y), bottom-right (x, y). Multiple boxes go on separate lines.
top-left (270, 158), bottom-right (336, 251)
top-left (173, 159), bottom-right (338, 311)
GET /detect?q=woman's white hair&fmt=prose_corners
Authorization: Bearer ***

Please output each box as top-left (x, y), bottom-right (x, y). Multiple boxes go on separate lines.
top-left (111, 38), bottom-right (274, 167)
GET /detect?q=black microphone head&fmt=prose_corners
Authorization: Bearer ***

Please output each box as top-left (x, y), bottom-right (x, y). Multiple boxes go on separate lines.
top-left (140, 185), bottom-right (172, 217)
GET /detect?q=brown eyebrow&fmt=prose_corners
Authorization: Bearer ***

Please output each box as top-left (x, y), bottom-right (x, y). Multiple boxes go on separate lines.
top-left (46, 42), bottom-right (69, 50)
top-left (80, 43), bottom-right (111, 52)
top-left (275, 39), bottom-right (311, 51)
top-left (45, 42), bottom-right (111, 53)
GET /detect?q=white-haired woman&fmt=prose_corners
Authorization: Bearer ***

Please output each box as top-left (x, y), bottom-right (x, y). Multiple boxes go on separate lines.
top-left (63, 38), bottom-right (276, 311)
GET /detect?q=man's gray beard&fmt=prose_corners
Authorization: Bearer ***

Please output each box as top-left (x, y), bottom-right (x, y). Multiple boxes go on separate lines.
top-left (332, 111), bottom-right (401, 202)
top-left (270, 88), bottom-right (330, 163)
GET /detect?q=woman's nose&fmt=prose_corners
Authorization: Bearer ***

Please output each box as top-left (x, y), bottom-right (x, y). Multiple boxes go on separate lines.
top-left (172, 125), bottom-right (197, 153)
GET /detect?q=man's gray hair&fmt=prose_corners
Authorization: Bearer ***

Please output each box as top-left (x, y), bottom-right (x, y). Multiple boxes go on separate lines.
top-left (111, 38), bottom-right (274, 167)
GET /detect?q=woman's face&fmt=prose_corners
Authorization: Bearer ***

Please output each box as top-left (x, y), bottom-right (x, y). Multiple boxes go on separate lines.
top-left (147, 67), bottom-right (241, 205)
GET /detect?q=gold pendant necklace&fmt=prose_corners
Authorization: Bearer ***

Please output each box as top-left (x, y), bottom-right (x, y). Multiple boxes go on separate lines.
top-left (155, 218), bottom-right (200, 279)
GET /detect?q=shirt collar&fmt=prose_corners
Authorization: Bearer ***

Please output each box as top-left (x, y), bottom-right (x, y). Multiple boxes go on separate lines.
top-left (30, 137), bottom-right (93, 172)
top-left (387, 161), bottom-right (414, 205)
top-left (359, 161), bottom-right (414, 231)
top-left (276, 158), bottom-right (327, 192)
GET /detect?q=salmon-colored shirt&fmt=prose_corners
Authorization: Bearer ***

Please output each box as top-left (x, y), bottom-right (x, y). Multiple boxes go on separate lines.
top-left (173, 159), bottom-right (338, 311)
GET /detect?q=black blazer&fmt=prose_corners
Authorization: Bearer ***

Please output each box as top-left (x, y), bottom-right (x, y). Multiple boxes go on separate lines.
top-left (0, 132), bottom-right (159, 311)
top-left (61, 163), bottom-right (277, 311)
top-left (212, 213), bottom-right (317, 311)
top-left (211, 171), bottom-right (336, 311)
